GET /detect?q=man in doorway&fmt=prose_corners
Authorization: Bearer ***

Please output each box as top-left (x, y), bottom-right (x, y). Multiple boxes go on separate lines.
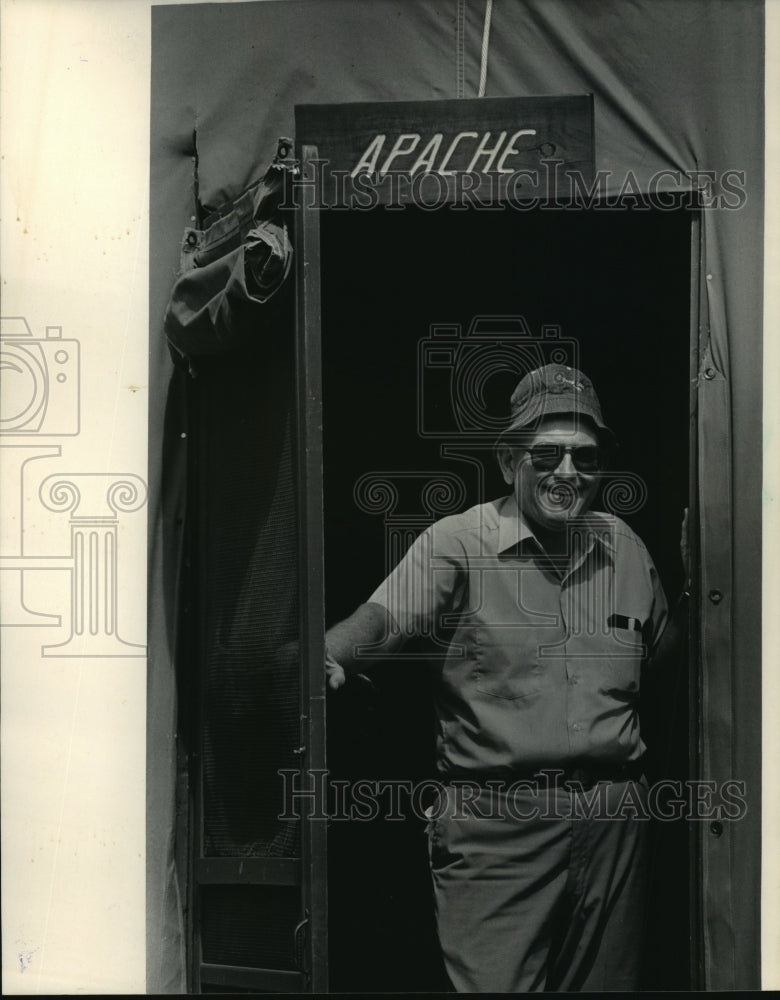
top-left (325, 363), bottom-right (673, 992)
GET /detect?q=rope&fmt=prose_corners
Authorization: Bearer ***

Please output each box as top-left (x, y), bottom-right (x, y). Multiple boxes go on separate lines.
top-left (477, 0), bottom-right (493, 97)
top-left (456, 0), bottom-right (466, 98)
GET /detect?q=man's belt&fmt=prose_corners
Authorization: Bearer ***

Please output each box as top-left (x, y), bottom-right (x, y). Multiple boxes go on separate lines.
top-left (557, 758), bottom-right (646, 790)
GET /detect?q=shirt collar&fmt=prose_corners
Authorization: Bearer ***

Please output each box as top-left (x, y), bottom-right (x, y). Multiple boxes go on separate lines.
top-left (496, 494), bottom-right (616, 557)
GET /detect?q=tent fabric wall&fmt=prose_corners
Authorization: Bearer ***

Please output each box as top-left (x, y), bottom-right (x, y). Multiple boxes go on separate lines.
top-left (149, 0), bottom-right (764, 991)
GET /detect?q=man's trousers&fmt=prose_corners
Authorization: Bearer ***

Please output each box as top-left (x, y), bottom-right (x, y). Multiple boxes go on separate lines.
top-left (426, 776), bottom-right (649, 992)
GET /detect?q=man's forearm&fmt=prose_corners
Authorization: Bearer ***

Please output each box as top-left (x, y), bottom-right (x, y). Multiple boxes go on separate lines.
top-left (326, 602), bottom-right (402, 673)
top-left (652, 590), bottom-right (689, 671)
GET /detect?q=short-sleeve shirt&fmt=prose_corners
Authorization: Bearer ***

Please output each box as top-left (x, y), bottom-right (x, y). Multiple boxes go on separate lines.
top-left (367, 494), bottom-right (668, 776)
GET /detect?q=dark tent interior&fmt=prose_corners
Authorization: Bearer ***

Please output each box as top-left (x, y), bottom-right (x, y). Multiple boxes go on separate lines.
top-left (321, 203), bottom-right (691, 991)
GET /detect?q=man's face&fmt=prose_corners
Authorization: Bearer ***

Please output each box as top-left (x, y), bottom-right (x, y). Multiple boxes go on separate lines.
top-left (497, 416), bottom-right (602, 533)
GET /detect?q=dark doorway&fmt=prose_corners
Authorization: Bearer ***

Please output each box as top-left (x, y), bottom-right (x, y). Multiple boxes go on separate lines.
top-left (321, 204), bottom-right (692, 991)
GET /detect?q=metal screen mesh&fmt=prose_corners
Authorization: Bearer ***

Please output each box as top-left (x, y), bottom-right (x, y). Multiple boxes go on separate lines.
top-left (200, 885), bottom-right (300, 969)
top-left (196, 335), bottom-right (300, 859)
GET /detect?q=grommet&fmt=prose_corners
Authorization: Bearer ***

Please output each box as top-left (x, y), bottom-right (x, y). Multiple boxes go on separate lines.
top-left (185, 231), bottom-right (198, 247)
top-left (708, 589), bottom-right (722, 604)
top-left (704, 367), bottom-right (716, 380)
top-left (710, 820), bottom-right (724, 838)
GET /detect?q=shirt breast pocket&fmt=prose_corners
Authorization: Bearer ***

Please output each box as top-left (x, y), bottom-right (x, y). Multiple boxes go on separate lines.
top-left (602, 614), bottom-right (646, 694)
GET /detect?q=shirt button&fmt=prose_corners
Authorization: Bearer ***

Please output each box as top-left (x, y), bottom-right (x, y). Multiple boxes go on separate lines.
top-left (571, 723), bottom-right (581, 731)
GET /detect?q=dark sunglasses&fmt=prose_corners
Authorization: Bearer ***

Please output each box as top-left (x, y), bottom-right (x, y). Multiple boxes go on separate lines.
top-left (524, 444), bottom-right (603, 472)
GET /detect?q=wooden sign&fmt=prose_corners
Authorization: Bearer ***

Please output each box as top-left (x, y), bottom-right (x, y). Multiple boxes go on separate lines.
top-left (294, 96), bottom-right (594, 207)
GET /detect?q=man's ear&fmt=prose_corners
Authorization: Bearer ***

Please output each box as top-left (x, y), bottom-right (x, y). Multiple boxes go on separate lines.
top-left (496, 446), bottom-right (517, 486)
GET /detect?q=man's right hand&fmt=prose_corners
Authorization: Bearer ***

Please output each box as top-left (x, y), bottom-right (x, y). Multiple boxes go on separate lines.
top-left (325, 649), bottom-right (347, 690)
top-left (324, 602), bottom-right (401, 691)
